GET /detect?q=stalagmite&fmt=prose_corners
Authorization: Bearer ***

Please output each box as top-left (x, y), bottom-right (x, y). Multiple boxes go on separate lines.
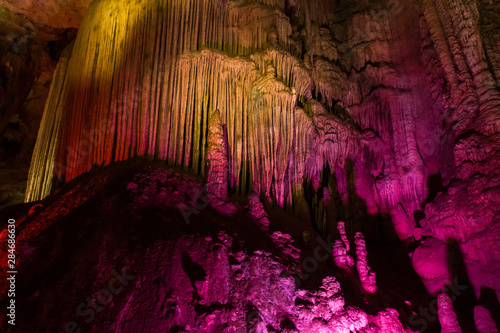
top-left (248, 183), bottom-right (270, 231)
top-left (438, 293), bottom-right (462, 333)
top-left (206, 109), bottom-right (228, 202)
top-left (332, 221), bottom-right (354, 269)
top-left (332, 239), bottom-right (354, 270)
top-left (337, 221), bottom-right (350, 251)
top-left (355, 232), bottom-right (377, 293)
top-left (474, 305), bottom-right (498, 333)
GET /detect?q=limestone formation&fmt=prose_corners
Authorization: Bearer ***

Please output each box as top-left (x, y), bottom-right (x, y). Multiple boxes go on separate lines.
top-left (0, 0), bottom-right (497, 330)
top-left (438, 293), bottom-right (463, 333)
top-left (474, 305), bottom-right (498, 333)
top-left (248, 183), bottom-right (270, 231)
top-left (355, 232), bottom-right (377, 293)
top-left (332, 221), bottom-right (354, 270)
top-left (22, 5), bottom-right (500, 304)
top-left (411, 237), bottom-right (451, 295)
top-left (337, 221), bottom-right (350, 251)
top-left (332, 239), bottom-right (354, 270)
top-left (0, 165), bottom-right (421, 332)
top-left (206, 109), bottom-right (229, 202)
top-left (1, 0), bottom-right (92, 29)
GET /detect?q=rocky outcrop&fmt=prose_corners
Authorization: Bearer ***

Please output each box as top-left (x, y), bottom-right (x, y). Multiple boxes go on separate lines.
top-left (1, 0), bottom-right (92, 29)
top-left (410, 237), bottom-right (451, 294)
top-left (0, 164), bottom-right (419, 333)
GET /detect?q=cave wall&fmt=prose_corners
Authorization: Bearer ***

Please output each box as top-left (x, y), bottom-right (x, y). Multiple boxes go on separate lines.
top-left (26, 0), bottom-right (432, 216)
top-left (22, 0), bottom-right (500, 301)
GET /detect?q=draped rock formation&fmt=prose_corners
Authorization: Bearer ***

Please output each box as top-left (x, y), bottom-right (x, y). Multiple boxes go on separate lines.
top-left (17, 0), bottom-right (500, 329)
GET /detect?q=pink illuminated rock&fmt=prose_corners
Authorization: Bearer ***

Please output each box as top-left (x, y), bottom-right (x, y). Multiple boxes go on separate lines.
top-left (10, 0), bottom-right (500, 330)
top-left (206, 109), bottom-right (229, 202)
top-left (2, 164), bottom-right (425, 332)
top-left (411, 237), bottom-right (451, 295)
top-left (270, 231), bottom-right (300, 259)
top-left (337, 221), bottom-right (350, 252)
top-left (474, 305), bottom-right (498, 333)
top-left (332, 221), bottom-right (354, 270)
top-left (204, 108), bottom-right (239, 216)
top-left (438, 293), bottom-right (462, 333)
top-left (372, 308), bottom-right (412, 333)
top-left (248, 183), bottom-right (270, 231)
top-left (333, 239), bottom-right (354, 270)
top-left (354, 232), bottom-right (377, 293)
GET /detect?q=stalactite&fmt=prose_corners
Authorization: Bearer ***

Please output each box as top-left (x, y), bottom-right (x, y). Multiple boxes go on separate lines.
top-left (25, 44), bottom-right (73, 202)
top-left (25, 0), bottom-right (427, 224)
top-left (8, 0), bottom-right (499, 331)
top-left (420, 0), bottom-right (500, 176)
top-left (25, 0), bottom-right (302, 203)
top-left (354, 232), bottom-right (377, 293)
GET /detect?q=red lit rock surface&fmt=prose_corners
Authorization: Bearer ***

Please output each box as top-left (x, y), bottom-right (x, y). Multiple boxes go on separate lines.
top-left (1, 164), bottom-right (424, 332)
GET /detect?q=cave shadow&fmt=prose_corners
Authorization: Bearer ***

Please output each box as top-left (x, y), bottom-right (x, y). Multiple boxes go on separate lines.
top-left (479, 286), bottom-right (500, 330)
top-left (422, 172), bottom-right (444, 208)
top-left (301, 158), bottom-right (436, 329)
top-left (181, 251), bottom-right (206, 302)
top-left (412, 172), bottom-right (444, 229)
top-left (446, 239), bottom-right (478, 332)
